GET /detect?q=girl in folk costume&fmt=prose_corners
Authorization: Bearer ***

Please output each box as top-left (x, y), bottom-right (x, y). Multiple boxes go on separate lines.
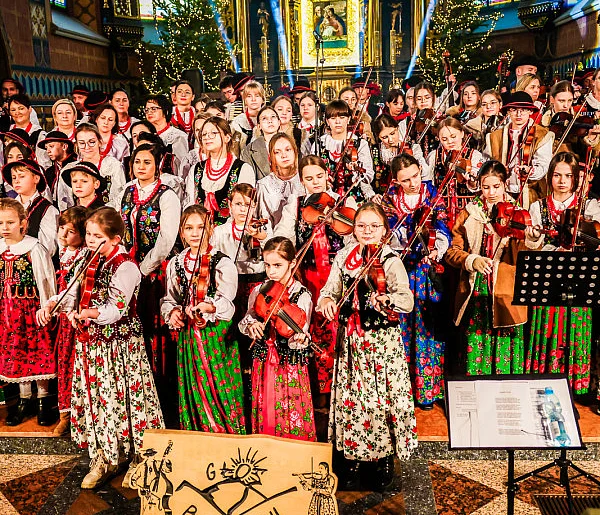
top-left (91, 103), bottom-right (130, 162)
top-left (62, 162), bottom-right (106, 210)
top-left (240, 106), bottom-right (281, 180)
top-left (445, 81), bottom-right (481, 124)
top-left (338, 86), bottom-right (375, 144)
top-left (57, 123), bottom-right (126, 211)
top-left (398, 82), bottom-right (440, 160)
top-left (110, 88), bottom-right (139, 143)
top-left (385, 154), bottom-right (450, 409)
top-left (0, 199), bottom-right (56, 426)
top-left (298, 91), bottom-right (319, 149)
top-left (38, 207), bottom-right (164, 489)
top-left (231, 80), bottom-right (265, 150)
top-left (171, 80), bottom-right (196, 138)
top-left (161, 205), bottom-right (246, 433)
top-left (271, 95), bottom-right (302, 151)
top-left (308, 100), bottom-right (375, 202)
top-left (275, 155), bottom-right (357, 399)
top-left (370, 114), bottom-right (427, 199)
top-left (464, 89), bottom-right (504, 151)
top-left (6, 94), bottom-right (50, 167)
top-left (51, 99), bottom-right (77, 142)
top-left (383, 88), bottom-right (410, 123)
top-left (483, 91), bottom-right (553, 208)
top-left (117, 144), bottom-right (180, 384)
top-left (185, 117), bottom-right (255, 222)
top-left (144, 94), bottom-right (189, 162)
top-left (256, 133), bottom-right (304, 228)
top-left (317, 202), bottom-right (416, 492)
top-left (2, 159), bottom-right (58, 256)
top-left (52, 206), bottom-right (88, 436)
top-left (445, 161), bottom-right (531, 375)
top-left (525, 152), bottom-right (600, 394)
top-left (239, 236), bottom-right (316, 440)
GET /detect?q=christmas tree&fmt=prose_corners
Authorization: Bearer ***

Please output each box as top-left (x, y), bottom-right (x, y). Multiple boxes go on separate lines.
top-left (138, 0), bottom-right (234, 92)
top-left (417, 0), bottom-right (505, 90)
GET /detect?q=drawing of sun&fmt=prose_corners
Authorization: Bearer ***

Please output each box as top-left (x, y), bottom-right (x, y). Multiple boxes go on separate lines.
top-left (220, 448), bottom-right (268, 486)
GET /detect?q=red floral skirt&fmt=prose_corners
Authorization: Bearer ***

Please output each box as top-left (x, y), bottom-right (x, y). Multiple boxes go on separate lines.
top-left (56, 313), bottom-right (76, 411)
top-left (0, 296), bottom-right (55, 381)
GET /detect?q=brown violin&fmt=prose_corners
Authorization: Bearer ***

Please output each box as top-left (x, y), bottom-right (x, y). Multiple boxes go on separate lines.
top-left (362, 245), bottom-right (399, 322)
top-left (254, 280), bottom-right (308, 338)
top-left (244, 218), bottom-right (268, 262)
top-left (491, 202), bottom-right (557, 240)
top-left (549, 111), bottom-right (597, 139)
top-left (188, 252), bottom-right (211, 328)
top-left (413, 108), bottom-right (441, 136)
top-left (301, 192), bottom-right (356, 236)
top-left (558, 208), bottom-right (600, 250)
top-left (450, 150), bottom-right (473, 183)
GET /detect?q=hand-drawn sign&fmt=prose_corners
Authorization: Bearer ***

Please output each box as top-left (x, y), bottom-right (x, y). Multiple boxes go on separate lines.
top-left (133, 429), bottom-right (339, 515)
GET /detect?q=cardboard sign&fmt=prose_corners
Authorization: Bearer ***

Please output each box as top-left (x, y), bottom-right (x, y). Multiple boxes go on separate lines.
top-left (133, 429), bottom-right (339, 515)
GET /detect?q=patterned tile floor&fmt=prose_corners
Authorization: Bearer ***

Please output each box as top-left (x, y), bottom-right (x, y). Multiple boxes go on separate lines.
top-left (0, 402), bottom-right (599, 513)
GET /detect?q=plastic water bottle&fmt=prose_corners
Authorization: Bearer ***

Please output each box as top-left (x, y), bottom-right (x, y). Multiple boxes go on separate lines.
top-left (543, 387), bottom-right (571, 447)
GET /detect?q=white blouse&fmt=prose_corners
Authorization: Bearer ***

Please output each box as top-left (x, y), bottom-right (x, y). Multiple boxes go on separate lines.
top-left (255, 172), bottom-right (304, 229)
top-left (159, 126), bottom-right (189, 163)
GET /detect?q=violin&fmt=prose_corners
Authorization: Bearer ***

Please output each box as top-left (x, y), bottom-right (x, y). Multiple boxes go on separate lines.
top-left (254, 280), bottom-right (308, 339)
top-left (450, 150), bottom-right (473, 183)
top-left (75, 249), bottom-right (101, 336)
top-left (412, 207), bottom-right (445, 275)
top-left (188, 252), bottom-right (211, 328)
top-left (413, 108), bottom-right (441, 136)
top-left (244, 218), bottom-right (268, 262)
top-left (549, 111), bottom-right (597, 139)
top-left (490, 202), bottom-right (557, 240)
top-left (496, 53), bottom-right (510, 92)
top-left (443, 50), bottom-right (455, 108)
top-left (362, 245), bottom-right (399, 322)
top-left (301, 192), bottom-right (356, 236)
top-left (558, 208), bottom-right (600, 250)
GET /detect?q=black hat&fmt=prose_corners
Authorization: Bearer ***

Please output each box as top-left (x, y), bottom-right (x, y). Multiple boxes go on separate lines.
top-left (83, 90), bottom-right (109, 111)
top-left (61, 161), bottom-right (106, 190)
top-left (37, 130), bottom-right (75, 152)
top-left (352, 76), bottom-right (382, 97)
top-left (501, 91), bottom-right (538, 114)
top-left (402, 76), bottom-right (421, 91)
top-left (511, 55), bottom-right (540, 72)
top-left (289, 77), bottom-right (315, 96)
top-left (2, 159), bottom-right (47, 192)
top-left (0, 128), bottom-right (32, 150)
top-left (71, 84), bottom-right (90, 96)
top-left (231, 73), bottom-right (255, 94)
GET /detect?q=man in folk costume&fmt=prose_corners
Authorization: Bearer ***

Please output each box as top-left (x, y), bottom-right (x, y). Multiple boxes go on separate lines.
top-left (484, 91), bottom-right (554, 208)
top-left (37, 131), bottom-right (77, 202)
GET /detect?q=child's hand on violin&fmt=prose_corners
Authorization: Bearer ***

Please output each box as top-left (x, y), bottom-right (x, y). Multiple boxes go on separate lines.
top-left (67, 310), bottom-right (91, 328)
top-left (422, 249), bottom-right (438, 265)
top-left (369, 292), bottom-right (391, 313)
top-left (36, 301), bottom-right (56, 327)
top-left (513, 165), bottom-right (531, 180)
top-left (248, 321), bottom-right (265, 340)
top-left (169, 308), bottom-right (185, 329)
top-left (473, 256), bottom-right (493, 274)
top-left (288, 332), bottom-right (310, 350)
top-left (317, 298), bottom-right (337, 321)
top-left (371, 194), bottom-right (383, 205)
top-left (525, 225), bottom-right (542, 240)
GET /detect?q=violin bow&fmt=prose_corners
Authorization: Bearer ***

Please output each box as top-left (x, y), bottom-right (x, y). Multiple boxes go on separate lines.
top-left (569, 147), bottom-right (595, 249)
top-left (233, 184), bottom-right (259, 264)
top-left (49, 241), bottom-right (106, 317)
top-left (415, 81), bottom-right (458, 146)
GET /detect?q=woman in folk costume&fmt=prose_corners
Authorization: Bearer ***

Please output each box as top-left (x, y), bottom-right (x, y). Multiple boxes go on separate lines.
top-left (525, 151), bottom-right (600, 395)
top-left (318, 202), bottom-right (416, 492)
top-left (161, 205), bottom-right (246, 433)
top-left (445, 160), bottom-right (537, 375)
top-left (184, 116), bottom-right (255, 223)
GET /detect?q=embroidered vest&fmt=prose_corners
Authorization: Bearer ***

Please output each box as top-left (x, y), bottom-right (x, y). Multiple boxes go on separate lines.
top-left (27, 196), bottom-right (52, 240)
top-left (371, 145), bottom-right (392, 195)
top-left (121, 183), bottom-right (170, 263)
top-left (295, 197), bottom-right (346, 268)
top-left (194, 158), bottom-right (244, 226)
top-left (539, 198), bottom-right (561, 247)
top-left (0, 252), bottom-right (38, 299)
top-left (174, 250), bottom-right (227, 302)
top-left (318, 137), bottom-right (366, 202)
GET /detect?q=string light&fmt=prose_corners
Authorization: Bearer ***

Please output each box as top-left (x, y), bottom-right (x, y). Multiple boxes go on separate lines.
top-left (416, 0), bottom-right (504, 89)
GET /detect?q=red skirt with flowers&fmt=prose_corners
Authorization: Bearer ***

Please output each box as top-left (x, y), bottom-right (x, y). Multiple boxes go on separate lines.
top-left (56, 313), bottom-right (76, 411)
top-left (0, 296), bottom-right (55, 382)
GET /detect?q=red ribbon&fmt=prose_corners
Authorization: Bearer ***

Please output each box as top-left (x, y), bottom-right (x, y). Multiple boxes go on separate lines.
top-left (262, 337), bottom-right (280, 435)
top-left (311, 224), bottom-right (332, 278)
top-left (346, 290), bottom-right (364, 337)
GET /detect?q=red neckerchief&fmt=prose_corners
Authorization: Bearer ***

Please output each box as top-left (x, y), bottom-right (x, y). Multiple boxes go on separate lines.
top-left (245, 110), bottom-right (256, 130)
top-left (119, 117), bottom-right (132, 134)
top-left (11, 122), bottom-right (32, 133)
top-left (173, 106), bottom-right (194, 133)
top-left (100, 134), bottom-right (113, 160)
top-left (156, 124), bottom-right (170, 136)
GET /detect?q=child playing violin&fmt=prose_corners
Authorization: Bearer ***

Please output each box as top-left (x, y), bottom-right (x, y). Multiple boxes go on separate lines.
top-left (238, 236), bottom-right (316, 441)
top-left (317, 202), bottom-right (416, 492)
top-left (445, 161), bottom-right (531, 376)
top-left (275, 155), bottom-right (357, 401)
top-left (38, 207), bottom-right (163, 490)
top-left (387, 154), bottom-right (451, 410)
top-left (161, 205), bottom-right (246, 434)
top-left (525, 152), bottom-right (600, 397)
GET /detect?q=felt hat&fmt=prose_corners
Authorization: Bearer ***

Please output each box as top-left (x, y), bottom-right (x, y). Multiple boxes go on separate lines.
top-left (289, 77), bottom-right (315, 96)
top-left (501, 91), bottom-right (539, 114)
top-left (71, 84), bottom-right (90, 96)
top-left (37, 130), bottom-right (74, 152)
top-left (0, 128), bottom-right (32, 149)
top-left (83, 91), bottom-right (109, 111)
top-left (511, 55), bottom-right (541, 72)
top-left (2, 158), bottom-right (47, 192)
top-left (232, 73), bottom-right (255, 94)
top-left (352, 76), bottom-right (382, 97)
top-left (61, 161), bottom-right (106, 190)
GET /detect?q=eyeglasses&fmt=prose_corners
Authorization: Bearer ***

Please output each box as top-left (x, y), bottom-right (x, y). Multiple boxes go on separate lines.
top-left (481, 101), bottom-right (499, 108)
top-left (201, 131), bottom-right (221, 140)
top-left (77, 139), bottom-right (98, 148)
top-left (416, 95), bottom-right (432, 102)
top-left (355, 223), bottom-right (384, 232)
top-left (144, 106), bottom-right (161, 114)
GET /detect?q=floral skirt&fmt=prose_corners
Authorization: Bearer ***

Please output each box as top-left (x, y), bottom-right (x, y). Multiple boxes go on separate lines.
top-left (177, 321), bottom-right (246, 434)
top-left (70, 323), bottom-right (164, 465)
top-left (526, 306), bottom-right (592, 394)
top-left (56, 313), bottom-right (76, 412)
top-left (0, 296), bottom-right (55, 381)
top-left (464, 273), bottom-right (524, 375)
top-left (251, 344), bottom-right (316, 441)
top-left (329, 325), bottom-right (418, 461)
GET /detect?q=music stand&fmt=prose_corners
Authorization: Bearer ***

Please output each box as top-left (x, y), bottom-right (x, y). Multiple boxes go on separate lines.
top-left (511, 251), bottom-right (600, 515)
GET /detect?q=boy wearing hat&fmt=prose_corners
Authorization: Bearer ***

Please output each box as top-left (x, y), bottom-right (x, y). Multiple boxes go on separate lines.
top-left (38, 131), bottom-right (77, 201)
top-left (62, 161), bottom-right (106, 210)
top-left (484, 91), bottom-right (554, 207)
top-left (226, 72), bottom-right (254, 121)
top-left (3, 159), bottom-right (58, 255)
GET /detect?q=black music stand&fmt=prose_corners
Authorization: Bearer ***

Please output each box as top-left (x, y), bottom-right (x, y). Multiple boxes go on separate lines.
top-left (511, 251), bottom-right (600, 515)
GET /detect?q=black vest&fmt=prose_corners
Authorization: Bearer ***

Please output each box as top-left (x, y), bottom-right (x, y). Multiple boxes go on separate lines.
top-left (27, 196), bottom-right (52, 239)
